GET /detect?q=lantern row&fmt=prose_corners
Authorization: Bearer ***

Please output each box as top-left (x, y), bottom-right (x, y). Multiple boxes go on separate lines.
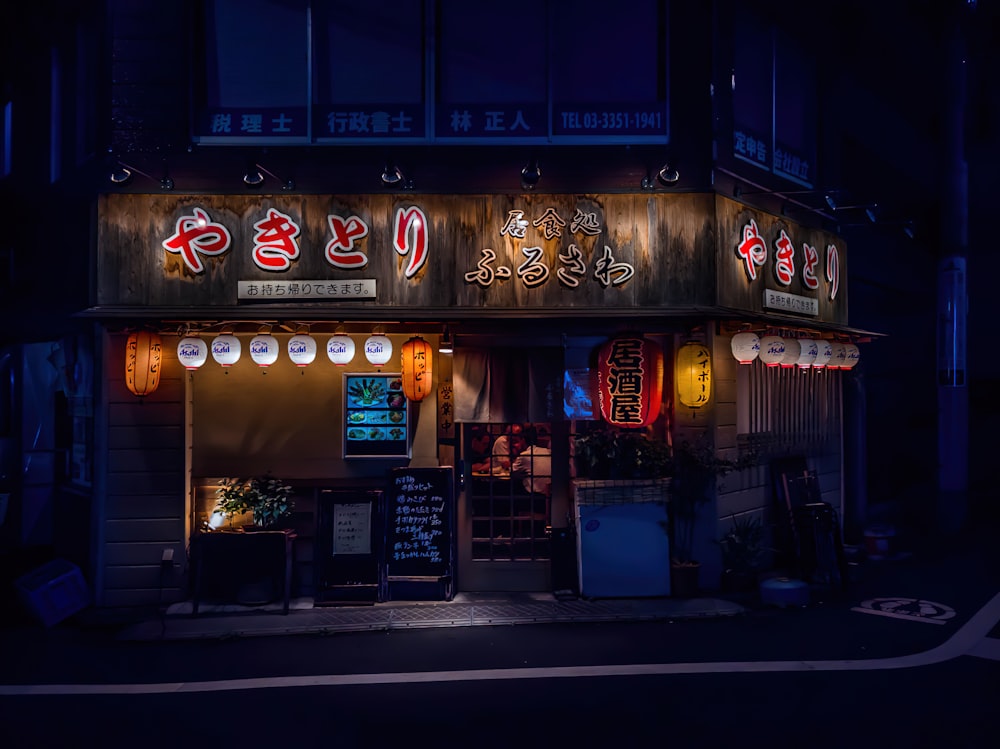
top-left (730, 332), bottom-right (860, 369)
top-left (732, 332), bottom-right (861, 369)
top-left (176, 333), bottom-right (409, 369)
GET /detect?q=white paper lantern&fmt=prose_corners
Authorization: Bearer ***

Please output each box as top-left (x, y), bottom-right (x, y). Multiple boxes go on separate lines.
top-left (364, 334), bottom-right (393, 366)
top-left (796, 339), bottom-right (819, 369)
top-left (843, 343), bottom-right (861, 369)
top-left (287, 334), bottom-right (317, 367)
top-left (813, 341), bottom-right (834, 368)
top-left (177, 337), bottom-right (208, 370)
top-left (829, 343), bottom-right (848, 370)
top-left (758, 335), bottom-right (786, 367)
top-left (249, 334), bottom-right (280, 367)
top-left (731, 332), bottom-right (760, 364)
top-left (211, 334), bottom-right (241, 367)
top-left (780, 338), bottom-right (801, 368)
top-left (326, 334), bottom-right (355, 366)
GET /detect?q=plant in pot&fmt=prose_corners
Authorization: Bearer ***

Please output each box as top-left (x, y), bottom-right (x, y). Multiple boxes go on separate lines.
top-left (573, 424), bottom-right (673, 481)
top-left (716, 512), bottom-right (769, 593)
top-left (214, 475), bottom-right (294, 531)
top-left (665, 439), bottom-right (757, 597)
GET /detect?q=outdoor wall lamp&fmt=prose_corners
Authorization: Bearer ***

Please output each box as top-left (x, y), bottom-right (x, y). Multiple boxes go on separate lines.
top-left (381, 163), bottom-right (413, 189)
top-left (520, 159), bottom-right (541, 190)
top-left (655, 162), bottom-right (679, 186)
top-left (109, 159), bottom-right (174, 190)
top-left (243, 162), bottom-right (295, 190)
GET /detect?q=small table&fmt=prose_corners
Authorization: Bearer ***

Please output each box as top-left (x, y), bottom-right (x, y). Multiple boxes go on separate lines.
top-left (190, 529), bottom-right (297, 615)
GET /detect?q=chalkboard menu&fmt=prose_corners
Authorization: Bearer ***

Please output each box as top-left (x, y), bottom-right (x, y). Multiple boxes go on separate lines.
top-left (344, 374), bottom-right (410, 458)
top-left (386, 467), bottom-right (454, 582)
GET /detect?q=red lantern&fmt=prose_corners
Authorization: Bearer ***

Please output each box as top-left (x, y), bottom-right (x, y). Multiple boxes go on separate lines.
top-left (400, 336), bottom-right (433, 402)
top-left (125, 331), bottom-right (162, 397)
top-left (595, 334), bottom-right (664, 428)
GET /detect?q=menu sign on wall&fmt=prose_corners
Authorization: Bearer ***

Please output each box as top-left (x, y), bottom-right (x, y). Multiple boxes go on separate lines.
top-left (343, 374), bottom-right (409, 458)
top-left (386, 467), bottom-right (453, 581)
top-left (332, 502), bottom-right (372, 555)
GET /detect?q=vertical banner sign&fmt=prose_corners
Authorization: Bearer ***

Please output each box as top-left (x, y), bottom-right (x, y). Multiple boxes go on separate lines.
top-left (437, 378), bottom-right (455, 440)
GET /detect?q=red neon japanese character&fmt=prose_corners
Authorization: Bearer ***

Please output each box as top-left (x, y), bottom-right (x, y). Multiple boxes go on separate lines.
top-left (162, 207), bottom-right (232, 274)
top-left (393, 206), bottom-right (429, 279)
top-left (826, 243), bottom-right (840, 301)
top-left (736, 219), bottom-right (767, 281)
top-left (773, 229), bottom-right (795, 286)
top-left (802, 243), bottom-right (819, 290)
top-left (325, 214), bottom-right (370, 269)
top-left (252, 209), bottom-right (301, 271)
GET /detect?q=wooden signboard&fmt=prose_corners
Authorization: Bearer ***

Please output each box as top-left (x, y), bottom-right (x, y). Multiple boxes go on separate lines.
top-left (316, 488), bottom-right (382, 604)
top-left (384, 467), bottom-right (454, 600)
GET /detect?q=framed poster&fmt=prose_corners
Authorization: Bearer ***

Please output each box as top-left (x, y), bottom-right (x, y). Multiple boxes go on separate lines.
top-left (343, 373), bottom-right (410, 458)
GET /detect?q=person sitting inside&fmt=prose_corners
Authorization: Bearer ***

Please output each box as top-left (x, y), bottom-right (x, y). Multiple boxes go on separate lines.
top-left (511, 424), bottom-right (552, 496)
top-left (490, 423), bottom-right (523, 472)
top-left (469, 427), bottom-right (493, 474)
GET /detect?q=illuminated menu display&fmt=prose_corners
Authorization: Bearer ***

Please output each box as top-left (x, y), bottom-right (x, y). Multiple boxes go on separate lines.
top-left (343, 374), bottom-right (409, 458)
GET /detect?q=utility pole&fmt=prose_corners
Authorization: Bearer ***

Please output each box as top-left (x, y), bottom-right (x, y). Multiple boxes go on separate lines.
top-left (936, 1), bottom-right (974, 534)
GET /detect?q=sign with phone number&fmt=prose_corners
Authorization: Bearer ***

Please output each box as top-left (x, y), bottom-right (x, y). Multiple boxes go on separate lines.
top-left (553, 104), bottom-right (666, 136)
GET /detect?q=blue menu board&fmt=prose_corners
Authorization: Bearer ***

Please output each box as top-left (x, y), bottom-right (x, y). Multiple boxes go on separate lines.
top-left (344, 374), bottom-right (410, 458)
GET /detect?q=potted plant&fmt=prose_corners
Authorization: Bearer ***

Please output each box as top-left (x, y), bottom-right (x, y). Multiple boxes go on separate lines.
top-left (573, 425), bottom-right (672, 481)
top-left (666, 439), bottom-right (756, 597)
top-left (214, 475), bottom-right (294, 531)
top-left (716, 512), bottom-right (769, 592)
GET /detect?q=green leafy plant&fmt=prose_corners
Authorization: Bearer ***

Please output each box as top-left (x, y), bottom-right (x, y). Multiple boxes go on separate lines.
top-left (573, 426), bottom-right (673, 480)
top-left (716, 513), bottom-right (768, 574)
top-left (214, 475), bottom-right (294, 529)
top-left (666, 439), bottom-right (757, 565)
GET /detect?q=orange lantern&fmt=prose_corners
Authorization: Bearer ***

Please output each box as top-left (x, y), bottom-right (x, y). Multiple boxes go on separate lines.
top-left (400, 336), bottom-right (433, 402)
top-left (595, 334), bottom-right (664, 428)
top-left (125, 331), bottom-right (162, 397)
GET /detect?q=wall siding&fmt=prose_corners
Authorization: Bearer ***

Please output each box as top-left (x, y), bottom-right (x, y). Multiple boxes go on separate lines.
top-left (100, 333), bottom-right (187, 607)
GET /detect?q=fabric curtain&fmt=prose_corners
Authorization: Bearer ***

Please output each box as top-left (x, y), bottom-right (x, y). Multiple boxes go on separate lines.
top-left (454, 347), bottom-right (563, 423)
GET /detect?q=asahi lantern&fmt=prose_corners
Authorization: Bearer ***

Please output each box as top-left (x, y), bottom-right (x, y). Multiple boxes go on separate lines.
top-left (177, 337), bottom-right (208, 370)
top-left (287, 334), bottom-right (317, 367)
top-left (125, 331), bottom-right (162, 397)
top-left (249, 334), bottom-right (279, 367)
top-left (595, 334), bottom-right (664, 428)
top-left (780, 338), bottom-right (801, 368)
top-left (731, 332), bottom-right (760, 364)
top-left (364, 334), bottom-right (393, 367)
top-left (813, 341), bottom-right (834, 368)
top-left (843, 343), bottom-right (861, 369)
top-left (758, 336), bottom-right (786, 367)
top-left (211, 334), bottom-right (241, 367)
top-left (400, 336), bottom-right (433, 402)
top-left (829, 342), bottom-right (848, 369)
top-left (326, 334), bottom-right (355, 366)
top-left (796, 339), bottom-right (819, 369)
top-left (676, 341), bottom-right (711, 408)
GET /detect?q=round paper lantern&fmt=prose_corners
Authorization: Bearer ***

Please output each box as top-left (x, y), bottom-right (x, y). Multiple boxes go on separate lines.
top-left (829, 343), bottom-right (847, 370)
top-left (125, 331), bottom-right (162, 397)
top-left (364, 334), bottom-right (393, 367)
top-left (594, 334), bottom-right (664, 428)
top-left (176, 337), bottom-right (208, 370)
top-left (676, 341), bottom-right (711, 408)
top-left (843, 343), bottom-right (861, 369)
top-left (249, 334), bottom-right (279, 367)
top-left (813, 341), bottom-right (834, 368)
top-left (731, 332), bottom-right (760, 364)
top-left (796, 339), bottom-right (819, 369)
top-left (780, 338), bottom-right (801, 368)
top-left (211, 334), bottom-right (241, 367)
top-left (326, 334), bottom-right (355, 366)
top-left (758, 336), bottom-right (786, 367)
top-left (400, 336), bottom-right (434, 402)
top-left (287, 334), bottom-right (317, 367)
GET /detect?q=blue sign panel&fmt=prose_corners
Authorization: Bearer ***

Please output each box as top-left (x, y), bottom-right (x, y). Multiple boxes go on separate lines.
top-left (553, 102), bottom-right (666, 138)
top-left (200, 107), bottom-right (309, 139)
top-left (317, 104), bottom-right (426, 140)
top-left (435, 103), bottom-right (546, 139)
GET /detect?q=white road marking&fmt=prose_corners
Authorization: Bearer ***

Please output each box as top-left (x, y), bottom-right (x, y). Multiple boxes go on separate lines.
top-left (851, 608), bottom-right (948, 625)
top-left (851, 597), bottom-right (956, 625)
top-left (2, 591), bottom-right (998, 697)
top-left (966, 637), bottom-right (1000, 661)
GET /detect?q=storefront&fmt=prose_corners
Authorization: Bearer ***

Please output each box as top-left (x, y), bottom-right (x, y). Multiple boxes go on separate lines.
top-left (88, 190), bottom-right (868, 607)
